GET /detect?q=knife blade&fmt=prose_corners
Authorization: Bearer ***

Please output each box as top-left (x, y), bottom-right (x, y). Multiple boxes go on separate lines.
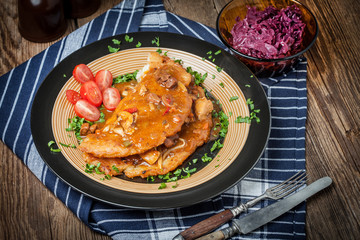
top-left (196, 176), bottom-right (332, 240)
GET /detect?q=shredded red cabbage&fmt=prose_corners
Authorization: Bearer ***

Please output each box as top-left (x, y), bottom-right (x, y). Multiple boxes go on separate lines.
top-left (229, 5), bottom-right (306, 59)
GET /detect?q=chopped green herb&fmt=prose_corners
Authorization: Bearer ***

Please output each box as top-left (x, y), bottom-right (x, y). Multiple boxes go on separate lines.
top-left (112, 39), bottom-right (121, 45)
top-left (250, 74), bottom-right (254, 78)
top-left (113, 70), bottom-right (139, 84)
top-left (219, 82), bottom-right (224, 88)
top-left (235, 116), bottom-right (251, 124)
top-left (48, 140), bottom-right (61, 152)
top-left (229, 96), bottom-right (239, 102)
top-left (214, 50), bottom-right (222, 55)
top-left (164, 51), bottom-right (168, 56)
top-left (112, 165), bottom-right (120, 173)
top-left (108, 45), bottom-right (120, 53)
top-left (66, 116), bottom-right (92, 142)
top-left (124, 35), bottom-right (133, 43)
top-left (105, 174), bottom-right (112, 180)
top-left (172, 182), bottom-right (179, 188)
top-left (147, 176), bottom-right (155, 182)
top-left (192, 158), bottom-right (198, 164)
top-left (245, 84), bottom-right (251, 88)
top-left (235, 98), bottom-right (260, 124)
top-left (208, 55), bottom-right (212, 59)
top-left (63, 74), bottom-right (67, 77)
top-left (210, 139), bottom-right (224, 152)
top-left (152, 37), bottom-right (160, 47)
top-left (136, 41), bottom-right (142, 47)
top-left (216, 66), bottom-right (223, 72)
top-left (173, 169), bottom-right (182, 176)
top-left (156, 48), bottom-right (162, 54)
top-left (212, 74), bottom-right (216, 79)
top-left (201, 153), bottom-right (212, 162)
top-left (159, 182), bottom-right (167, 189)
top-left (215, 165), bottom-right (220, 168)
top-left (186, 67), bottom-right (208, 85)
top-left (202, 57), bottom-right (206, 61)
top-left (228, 111), bottom-right (233, 117)
top-left (174, 59), bottom-right (183, 64)
top-left (218, 111), bottom-right (229, 138)
top-left (59, 142), bottom-right (76, 148)
top-left (207, 51), bottom-right (212, 55)
top-left (182, 167), bottom-right (197, 179)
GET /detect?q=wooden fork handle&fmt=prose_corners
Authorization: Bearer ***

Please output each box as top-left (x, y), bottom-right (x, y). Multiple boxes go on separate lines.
top-left (174, 209), bottom-right (234, 240)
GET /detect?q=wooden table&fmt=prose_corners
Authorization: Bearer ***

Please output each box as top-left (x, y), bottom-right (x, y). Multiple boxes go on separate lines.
top-left (1, 0), bottom-right (359, 239)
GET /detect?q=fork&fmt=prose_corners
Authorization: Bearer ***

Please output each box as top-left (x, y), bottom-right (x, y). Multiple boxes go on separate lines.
top-left (173, 171), bottom-right (306, 240)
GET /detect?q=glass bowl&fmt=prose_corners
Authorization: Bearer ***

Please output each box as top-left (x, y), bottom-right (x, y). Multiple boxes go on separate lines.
top-left (216, 0), bottom-right (318, 78)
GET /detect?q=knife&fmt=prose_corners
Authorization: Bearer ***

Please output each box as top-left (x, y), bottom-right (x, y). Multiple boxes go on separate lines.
top-left (194, 176), bottom-right (332, 240)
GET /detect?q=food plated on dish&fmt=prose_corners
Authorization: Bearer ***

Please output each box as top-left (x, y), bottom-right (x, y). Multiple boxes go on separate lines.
top-left (31, 32), bottom-right (271, 208)
top-left (74, 52), bottom-right (216, 180)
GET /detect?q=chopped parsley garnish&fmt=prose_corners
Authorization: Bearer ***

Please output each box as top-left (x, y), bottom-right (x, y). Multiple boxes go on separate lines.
top-left (218, 111), bottom-right (229, 138)
top-left (211, 139), bottom-right (224, 153)
top-left (219, 82), bottom-right (224, 88)
top-left (85, 162), bottom-right (104, 174)
top-left (216, 66), bottom-right (223, 72)
top-left (174, 59), bottom-right (183, 65)
top-left (201, 153), bottom-right (212, 162)
top-left (158, 182), bottom-right (167, 189)
top-left (59, 142), bottom-right (76, 148)
top-left (112, 39), bottom-right (121, 45)
top-left (63, 74), bottom-right (66, 77)
top-left (214, 50), bottom-right (222, 55)
top-left (66, 116), bottom-right (91, 142)
top-left (124, 35), bottom-right (133, 43)
top-left (186, 66), bottom-right (208, 85)
top-left (182, 167), bottom-right (197, 178)
top-left (235, 98), bottom-right (260, 124)
top-left (113, 70), bottom-right (139, 84)
top-left (245, 84), bottom-right (251, 88)
top-left (48, 140), bottom-right (61, 152)
top-left (108, 45), bottom-right (120, 53)
top-left (229, 96), bottom-right (239, 102)
top-left (212, 74), bottom-right (216, 79)
top-left (152, 37), bottom-right (160, 47)
top-left (112, 165), bottom-right (120, 173)
top-left (97, 112), bottom-right (105, 123)
top-left (136, 41), bottom-right (142, 47)
top-left (163, 51), bottom-right (168, 56)
top-left (147, 176), bottom-right (155, 182)
top-left (156, 48), bottom-right (162, 54)
top-left (207, 51), bottom-right (212, 55)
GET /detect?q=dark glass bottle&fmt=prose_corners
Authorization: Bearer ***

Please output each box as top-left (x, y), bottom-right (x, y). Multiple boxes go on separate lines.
top-left (64, 0), bottom-right (101, 18)
top-left (18, 0), bottom-right (67, 43)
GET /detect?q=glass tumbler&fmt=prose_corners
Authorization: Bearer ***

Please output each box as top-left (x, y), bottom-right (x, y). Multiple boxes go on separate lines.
top-left (18, 0), bottom-right (67, 43)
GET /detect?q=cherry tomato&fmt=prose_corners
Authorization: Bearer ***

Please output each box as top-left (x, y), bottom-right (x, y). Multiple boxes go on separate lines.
top-left (74, 99), bottom-right (100, 122)
top-left (103, 87), bottom-right (121, 111)
top-left (80, 81), bottom-right (103, 107)
top-left (66, 90), bottom-right (81, 104)
top-left (95, 70), bottom-right (113, 92)
top-left (73, 64), bottom-right (94, 84)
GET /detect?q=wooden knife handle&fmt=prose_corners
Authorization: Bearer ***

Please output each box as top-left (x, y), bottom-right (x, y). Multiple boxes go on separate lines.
top-left (195, 231), bottom-right (226, 240)
top-left (178, 209), bottom-right (234, 240)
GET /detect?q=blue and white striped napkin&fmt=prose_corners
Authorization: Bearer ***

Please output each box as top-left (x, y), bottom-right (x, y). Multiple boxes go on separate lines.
top-left (0, 0), bottom-right (306, 239)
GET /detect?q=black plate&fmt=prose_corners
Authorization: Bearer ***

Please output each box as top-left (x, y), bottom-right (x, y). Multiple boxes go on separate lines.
top-left (31, 32), bottom-right (270, 209)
